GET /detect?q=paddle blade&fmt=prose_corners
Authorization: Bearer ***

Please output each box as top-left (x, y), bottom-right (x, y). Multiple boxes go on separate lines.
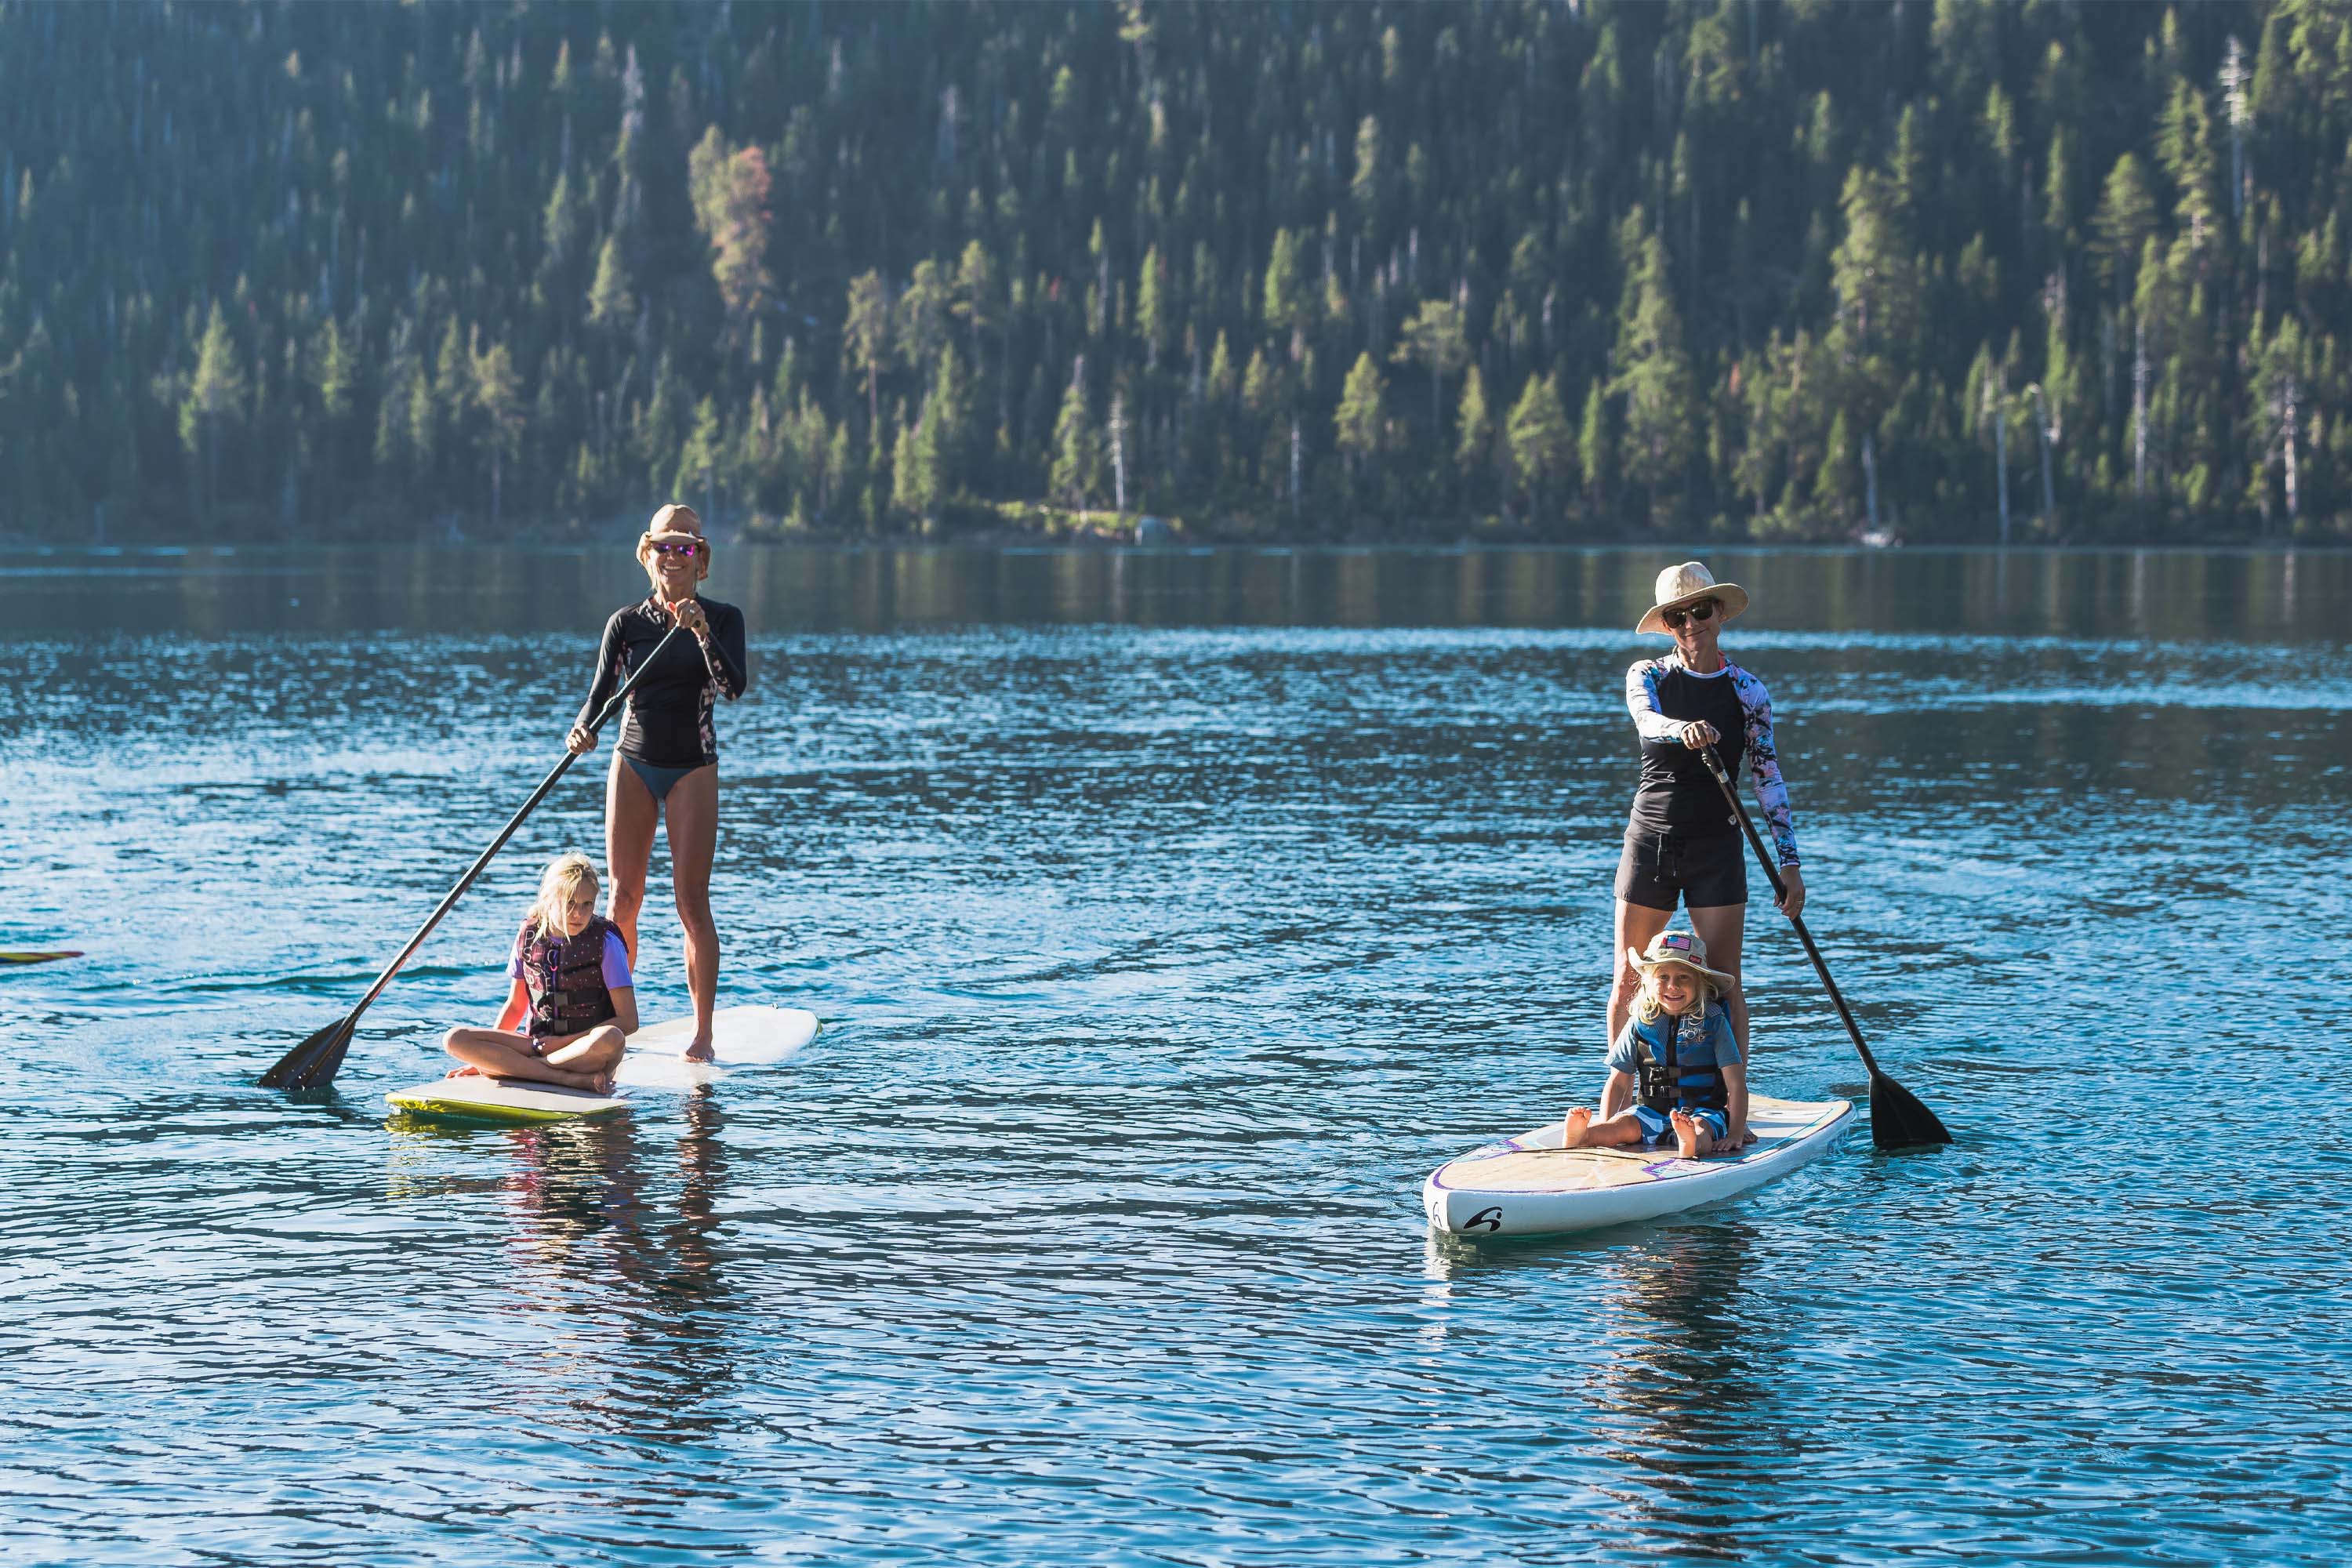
top-left (1867, 1070), bottom-right (1953, 1150)
top-left (259, 1015), bottom-right (359, 1090)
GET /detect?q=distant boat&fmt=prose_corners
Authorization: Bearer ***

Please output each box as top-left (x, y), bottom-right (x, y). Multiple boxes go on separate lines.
top-left (1859, 529), bottom-right (1901, 550)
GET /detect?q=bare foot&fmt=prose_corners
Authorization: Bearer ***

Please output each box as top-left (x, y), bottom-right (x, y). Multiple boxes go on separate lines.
top-left (682, 1036), bottom-right (715, 1063)
top-left (1671, 1110), bottom-right (1711, 1160)
top-left (1562, 1108), bottom-right (1594, 1149)
top-left (444, 1064), bottom-right (485, 1080)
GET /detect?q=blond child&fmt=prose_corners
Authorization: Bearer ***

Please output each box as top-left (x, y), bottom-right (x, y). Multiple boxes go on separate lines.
top-left (441, 852), bottom-right (638, 1094)
top-left (1565, 930), bottom-right (1748, 1160)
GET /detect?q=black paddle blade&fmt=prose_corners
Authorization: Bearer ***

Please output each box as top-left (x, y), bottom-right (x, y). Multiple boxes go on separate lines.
top-left (1867, 1069), bottom-right (1953, 1150)
top-left (258, 1014), bottom-right (358, 1090)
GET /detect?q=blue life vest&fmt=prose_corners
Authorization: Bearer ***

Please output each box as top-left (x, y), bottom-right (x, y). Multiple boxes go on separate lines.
top-left (1631, 1008), bottom-right (1730, 1114)
top-left (516, 915), bottom-right (620, 1038)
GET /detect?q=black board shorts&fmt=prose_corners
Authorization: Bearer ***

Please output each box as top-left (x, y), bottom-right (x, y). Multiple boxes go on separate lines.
top-left (1615, 826), bottom-right (1747, 911)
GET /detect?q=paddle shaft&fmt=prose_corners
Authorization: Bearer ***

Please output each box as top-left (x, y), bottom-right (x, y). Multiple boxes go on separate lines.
top-left (1700, 745), bottom-right (1887, 1081)
top-left (325, 623), bottom-right (685, 1036)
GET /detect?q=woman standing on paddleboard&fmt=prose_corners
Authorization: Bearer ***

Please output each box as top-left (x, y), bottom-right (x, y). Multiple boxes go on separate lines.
top-left (566, 504), bottom-right (748, 1061)
top-left (1610, 561), bottom-right (1804, 1067)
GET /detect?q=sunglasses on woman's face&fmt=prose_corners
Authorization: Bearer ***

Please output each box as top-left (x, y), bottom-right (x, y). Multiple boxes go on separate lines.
top-left (652, 540), bottom-right (705, 557)
top-left (1661, 598), bottom-right (1719, 630)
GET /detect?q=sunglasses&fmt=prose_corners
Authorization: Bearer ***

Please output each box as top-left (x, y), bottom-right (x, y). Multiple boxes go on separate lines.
top-left (650, 540), bottom-right (706, 558)
top-left (1661, 597), bottom-right (1719, 630)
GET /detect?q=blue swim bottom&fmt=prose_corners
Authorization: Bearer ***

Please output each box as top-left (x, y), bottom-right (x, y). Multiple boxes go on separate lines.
top-left (1631, 1104), bottom-right (1729, 1145)
top-left (622, 756), bottom-right (704, 801)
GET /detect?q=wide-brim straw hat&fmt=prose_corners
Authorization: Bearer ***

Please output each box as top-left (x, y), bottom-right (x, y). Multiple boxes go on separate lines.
top-left (1635, 561), bottom-right (1748, 636)
top-left (1626, 929), bottom-right (1737, 989)
top-left (637, 503), bottom-right (710, 579)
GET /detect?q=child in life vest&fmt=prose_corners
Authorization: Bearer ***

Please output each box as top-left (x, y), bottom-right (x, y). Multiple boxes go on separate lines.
top-left (441, 852), bottom-right (637, 1093)
top-left (1564, 929), bottom-right (1748, 1160)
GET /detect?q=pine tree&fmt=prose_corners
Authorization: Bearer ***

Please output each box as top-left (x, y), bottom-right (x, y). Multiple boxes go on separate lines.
top-left (180, 301), bottom-right (245, 520)
top-left (1137, 245), bottom-right (1169, 372)
top-left (1392, 298), bottom-right (1469, 440)
top-left (688, 128), bottom-right (774, 354)
top-left (1050, 360), bottom-right (1102, 510)
top-left (1610, 219), bottom-right (1698, 517)
top-left (1333, 351), bottom-right (1388, 491)
top-left (1455, 365), bottom-right (1494, 510)
top-left (1263, 228), bottom-right (1312, 343)
top-left (586, 233), bottom-right (633, 331)
top-left (1506, 373), bottom-right (1573, 521)
top-left (1578, 379), bottom-right (1616, 512)
top-left (472, 337), bottom-right (525, 528)
top-left (2090, 154), bottom-right (2159, 303)
top-left (844, 270), bottom-right (892, 441)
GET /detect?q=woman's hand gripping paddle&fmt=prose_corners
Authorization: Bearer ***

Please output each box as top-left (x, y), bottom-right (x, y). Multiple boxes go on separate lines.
top-left (260, 626), bottom-right (685, 1090)
top-left (1702, 745), bottom-right (1952, 1150)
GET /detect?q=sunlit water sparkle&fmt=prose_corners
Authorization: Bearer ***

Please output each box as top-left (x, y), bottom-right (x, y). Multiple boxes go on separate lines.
top-left (0, 545), bottom-right (2345, 1565)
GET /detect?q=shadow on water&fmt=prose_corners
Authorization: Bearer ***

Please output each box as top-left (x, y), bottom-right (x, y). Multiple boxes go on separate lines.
top-left (386, 1093), bottom-right (738, 1444)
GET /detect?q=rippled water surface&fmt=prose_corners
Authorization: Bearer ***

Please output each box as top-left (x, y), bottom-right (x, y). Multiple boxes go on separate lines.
top-left (2, 545), bottom-right (2347, 1565)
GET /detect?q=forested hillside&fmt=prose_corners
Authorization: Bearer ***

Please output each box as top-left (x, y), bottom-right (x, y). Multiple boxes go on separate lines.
top-left (3, 0), bottom-right (2347, 543)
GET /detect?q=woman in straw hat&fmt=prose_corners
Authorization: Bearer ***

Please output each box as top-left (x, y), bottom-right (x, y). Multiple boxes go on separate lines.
top-left (565, 503), bottom-right (749, 1060)
top-left (1609, 561), bottom-right (1803, 1075)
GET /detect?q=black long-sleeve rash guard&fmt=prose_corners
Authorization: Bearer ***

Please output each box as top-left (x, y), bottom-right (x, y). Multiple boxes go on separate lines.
top-left (575, 595), bottom-right (749, 769)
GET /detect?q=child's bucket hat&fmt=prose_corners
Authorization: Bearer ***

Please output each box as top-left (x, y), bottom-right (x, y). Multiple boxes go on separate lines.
top-left (1626, 929), bottom-right (1737, 989)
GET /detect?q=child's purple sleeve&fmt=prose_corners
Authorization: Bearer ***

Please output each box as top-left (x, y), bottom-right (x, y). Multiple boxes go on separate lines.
top-left (507, 930), bottom-right (527, 982)
top-left (602, 930), bottom-right (634, 991)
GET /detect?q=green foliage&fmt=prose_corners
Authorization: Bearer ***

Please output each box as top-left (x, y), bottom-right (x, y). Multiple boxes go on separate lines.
top-left (1050, 361), bottom-right (1102, 509)
top-left (1334, 351), bottom-right (1388, 484)
top-left (2, 2), bottom-right (2345, 542)
top-left (1506, 374), bottom-right (1573, 521)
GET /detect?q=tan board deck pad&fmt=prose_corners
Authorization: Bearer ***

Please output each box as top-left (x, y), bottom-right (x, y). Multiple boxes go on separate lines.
top-left (1441, 1097), bottom-right (1842, 1196)
top-left (1450, 1147), bottom-right (1669, 1193)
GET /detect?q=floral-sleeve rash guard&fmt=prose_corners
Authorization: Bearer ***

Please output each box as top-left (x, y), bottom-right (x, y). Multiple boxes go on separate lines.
top-left (1623, 654), bottom-right (1799, 868)
top-left (576, 597), bottom-right (750, 769)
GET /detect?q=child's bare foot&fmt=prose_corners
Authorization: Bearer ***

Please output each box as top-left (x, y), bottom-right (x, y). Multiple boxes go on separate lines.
top-left (1671, 1110), bottom-right (1709, 1160)
top-left (1562, 1108), bottom-right (1594, 1148)
top-left (444, 1064), bottom-right (485, 1080)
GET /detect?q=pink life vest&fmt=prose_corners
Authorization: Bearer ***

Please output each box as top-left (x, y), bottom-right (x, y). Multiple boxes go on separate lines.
top-left (514, 915), bottom-right (621, 1038)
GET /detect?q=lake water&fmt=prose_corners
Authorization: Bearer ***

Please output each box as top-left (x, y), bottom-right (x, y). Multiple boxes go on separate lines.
top-left (1, 545), bottom-right (2345, 1565)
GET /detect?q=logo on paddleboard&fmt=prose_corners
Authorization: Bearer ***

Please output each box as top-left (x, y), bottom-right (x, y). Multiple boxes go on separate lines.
top-left (1463, 1207), bottom-right (1502, 1234)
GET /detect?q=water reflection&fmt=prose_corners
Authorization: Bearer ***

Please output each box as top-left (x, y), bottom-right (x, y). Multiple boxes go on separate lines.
top-left (384, 1092), bottom-right (735, 1443)
top-left (1595, 1225), bottom-right (1768, 1563)
top-left (1425, 1221), bottom-right (1770, 1559)
top-left (4, 544), bottom-right (2342, 643)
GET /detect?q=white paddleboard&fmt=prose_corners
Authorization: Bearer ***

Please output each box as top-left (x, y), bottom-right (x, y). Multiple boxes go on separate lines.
top-left (614, 1004), bottom-right (819, 1090)
top-left (1423, 1094), bottom-right (1853, 1239)
top-left (385, 1005), bottom-right (819, 1123)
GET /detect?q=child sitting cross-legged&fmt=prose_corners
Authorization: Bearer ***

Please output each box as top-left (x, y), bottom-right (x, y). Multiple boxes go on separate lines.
top-left (1564, 930), bottom-right (1748, 1160)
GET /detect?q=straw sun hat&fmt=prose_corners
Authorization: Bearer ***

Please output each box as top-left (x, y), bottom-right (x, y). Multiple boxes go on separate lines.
top-left (637, 503), bottom-right (710, 579)
top-left (1625, 929), bottom-right (1737, 989)
top-left (1635, 561), bottom-right (1748, 636)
